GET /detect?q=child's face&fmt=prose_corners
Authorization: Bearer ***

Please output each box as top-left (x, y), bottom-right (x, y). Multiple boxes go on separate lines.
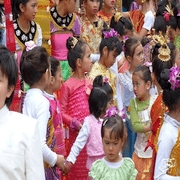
top-left (132, 73), bottom-right (150, 101)
top-left (104, 48), bottom-right (119, 68)
top-left (81, 45), bottom-right (93, 73)
top-left (0, 70), bottom-right (14, 109)
top-left (20, 0), bottom-right (38, 21)
top-left (103, 0), bottom-right (115, 8)
top-left (52, 66), bottom-right (63, 91)
top-left (84, 0), bottom-right (100, 16)
top-left (130, 44), bottom-right (144, 68)
top-left (102, 128), bottom-right (123, 162)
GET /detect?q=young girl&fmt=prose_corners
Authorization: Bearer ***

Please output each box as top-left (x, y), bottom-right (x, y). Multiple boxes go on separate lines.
top-left (89, 106), bottom-right (138, 180)
top-left (130, 65), bottom-right (157, 179)
top-left (119, 37), bottom-right (144, 158)
top-left (80, 0), bottom-right (107, 54)
top-left (89, 28), bottom-right (122, 108)
top-left (50, 0), bottom-right (81, 81)
top-left (0, 45), bottom-right (45, 180)
top-left (64, 75), bottom-right (114, 174)
top-left (154, 66), bottom-right (180, 179)
top-left (97, 0), bottom-right (116, 26)
top-left (20, 46), bottom-right (65, 179)
top-left (59, 37), bottom-right (93, 179)
top-left (10, 0), bottom-right (42, 112)
top-left (44, 56), bottom-right (66, 178)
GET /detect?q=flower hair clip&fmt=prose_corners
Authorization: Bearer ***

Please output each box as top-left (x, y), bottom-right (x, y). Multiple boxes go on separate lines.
top-left (71, 37), bottom-right (78, 49)
top-left (25, 40), bottom-right (36, 52)
top-left (177, 9), bottom-right (180, 16)
top-left (104, 106), bottom-right (119, 118)
top-left (164, 4), bottom-right (174, 21)
top-left (103, 28), bottom-right (118, 39)
top-left (168, 65), bottom-right (180, 90)
top-left (103, 77), bottom-right (109, 84)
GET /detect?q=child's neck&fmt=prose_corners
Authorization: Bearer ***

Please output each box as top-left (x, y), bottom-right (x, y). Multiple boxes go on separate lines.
top-left (102, 6), bottom-right (114, 15)
top-left (30, 83), bottom-right (45, 91)
top-left (138, 93), bottom-right (150, 102)
top-left (72, 71), bottom-right (86, 80)
top-left (99, 58), bottom-right (107, 68)
top-left (86, 12), bottom-right (98, 23)
top-left (56, 3), bottom-right (68, 16)
top-left (168, 111), bottom-right (180, 122)
top-left (17, 16), bottom-right (30, 34)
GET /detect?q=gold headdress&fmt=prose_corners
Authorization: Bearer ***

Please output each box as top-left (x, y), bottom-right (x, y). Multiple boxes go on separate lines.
top-left (152, 31), bottom-right (171, 62)
top-left (71, 37), bottom-right (78, 49)
top-left (166, 3), bottom-right (174, 16)
top-left (114, 12), bottom-right (123, 23)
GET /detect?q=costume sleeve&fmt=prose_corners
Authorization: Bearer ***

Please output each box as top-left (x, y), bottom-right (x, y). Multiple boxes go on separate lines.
top-left (66, 118), bottom-right (90, 164)
top-left (130, 98), bottom-right (144, 133)
top-left (36, 23), bottom-right (42, 46)
top-left (154, 125), bottom-right (178, 180)
top-left (26, 118), bottom-right (45, 180)
top-left (59, 83), bottom-right (73, 126)
top-left (36, 99), bottom-right (57, 167)
top-left (142, 11), bottom-right (154, 31)
top-left (72, 15), bottom-right (81, 36)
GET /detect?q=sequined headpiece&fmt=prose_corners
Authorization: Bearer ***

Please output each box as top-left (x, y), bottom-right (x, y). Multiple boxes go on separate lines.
top-left (71, 37), bottom-right (78, 49)
top-left (114, 12), bottom-right (123, 23)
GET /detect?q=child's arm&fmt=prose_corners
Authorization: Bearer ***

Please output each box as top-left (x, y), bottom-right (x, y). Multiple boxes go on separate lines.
top-left (65, 119), bottom-right (90, 171)
top-left (130, 99), bottom-right (150, 133)
top-left (60, 83), bottom-right (82, 131)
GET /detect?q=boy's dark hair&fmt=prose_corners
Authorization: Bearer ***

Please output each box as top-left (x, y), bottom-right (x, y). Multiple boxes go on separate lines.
top-left (0, 45), bottom-right (18, 107)
top-left (49, 56), bottom-right (59, 77)
top-left (66, 37), bottom-right (88, 72)
top-left (20, 46), bottom-right (49, 86)
top-left (99, 28), bottom-right (122, 55)
top-left (89, 75), bottom-right (113, 118)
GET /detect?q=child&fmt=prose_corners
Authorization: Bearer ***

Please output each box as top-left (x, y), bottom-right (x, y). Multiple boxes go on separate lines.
top-left (50, 0), bottom-right (81, 81)
top-left (154, 66), bottom-right (180, 179)
top-left (59, 36), bottom-right (93, 179)
top-left (80, 0), bottom-right (108, 54)
top-left (130, 65), bottom-right (157, 179)
top-left (44, 56), bottom-right (66, 178)
top-left (0, 45), bottom-right (45, 179)
top-left (89, 106), bottom-right (138, 180)
top-left (64, 75), bottom-right (114, 173)
top-left (119, 37), bottom-right (144, 158)
top-left (10, 0), bottom-right (42, 112)
top-left (89, 28), bottom-right (122, 108)
top-left (97, 0), bottom-right (116, 26)
top-left (20, 45), bottom-right (65, 179)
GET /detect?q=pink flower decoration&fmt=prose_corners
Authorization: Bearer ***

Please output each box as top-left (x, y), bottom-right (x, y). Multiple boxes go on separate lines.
top-left (25, 40), bottom-right (36, 52)
top-left (168, 65), bottom-right (180, 90)
top-left (104, 106), bottom-right (119, 118)
top-left (143, 61), bottom-right (152, 67)
top-left (103, 28), bottom-right (118, 39)
top-left (164, 11), bottom-right (170, 21)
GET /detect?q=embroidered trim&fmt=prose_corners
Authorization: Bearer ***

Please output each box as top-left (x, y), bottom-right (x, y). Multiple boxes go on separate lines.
top-left (50, 6), bottom-right (75, 30)
top-left (13, 19), bottom-right (37, 47)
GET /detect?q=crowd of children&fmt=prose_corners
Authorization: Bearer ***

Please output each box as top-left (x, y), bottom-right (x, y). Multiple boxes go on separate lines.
top-left (1, 0), bottom-right (180, 179)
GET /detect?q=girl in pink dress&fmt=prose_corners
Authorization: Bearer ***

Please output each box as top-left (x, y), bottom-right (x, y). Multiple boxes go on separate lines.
top-left (59, 37), bottom-right (93, 179)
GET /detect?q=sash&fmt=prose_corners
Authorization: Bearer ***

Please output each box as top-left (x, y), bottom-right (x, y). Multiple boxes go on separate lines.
top-left (4, 0), bottom-right (15, 52)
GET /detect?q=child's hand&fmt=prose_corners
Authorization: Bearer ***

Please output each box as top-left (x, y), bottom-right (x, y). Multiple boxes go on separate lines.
top-left (56, 155), bottom-right (65, 171)
top-left (62, 160), bottom-right (73, 175)
top-left (85, 75), bottom-right (93, 95)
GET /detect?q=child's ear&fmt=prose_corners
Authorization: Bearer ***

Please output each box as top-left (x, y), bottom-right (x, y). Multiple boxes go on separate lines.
top-left (50, 76), bottom-right (55, 85)
top-left (76, 58), bottom-right (82, 68)
top-left (6, 85), bottom-right (15, 98)
top-left (146, 80), bottom-right (151, 90)
top-left (126, 55), bottom-right (132, 63)
top-left (102, 46), bottom-right (108, 57)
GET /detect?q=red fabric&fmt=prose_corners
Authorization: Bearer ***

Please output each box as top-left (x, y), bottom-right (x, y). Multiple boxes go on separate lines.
top-left (4, 0), bottom-right (15, 52)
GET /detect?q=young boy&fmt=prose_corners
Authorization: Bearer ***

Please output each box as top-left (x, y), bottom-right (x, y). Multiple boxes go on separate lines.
top-left (0, 45), bottom-right (45, 180)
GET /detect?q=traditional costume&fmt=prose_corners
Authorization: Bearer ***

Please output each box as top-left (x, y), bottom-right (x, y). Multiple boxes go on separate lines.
top-left (80, 15), bottom-right (107, 54)
top-left (50, 6), bottom-right (80, 81)
top-left (60, 77), bottom-right (90, 179)
top-left (10, 19), bottom-right (42, 112)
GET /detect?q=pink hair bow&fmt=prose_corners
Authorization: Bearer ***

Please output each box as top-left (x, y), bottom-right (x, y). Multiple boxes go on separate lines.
top-left (25, 40), bottom-right (36, 52)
